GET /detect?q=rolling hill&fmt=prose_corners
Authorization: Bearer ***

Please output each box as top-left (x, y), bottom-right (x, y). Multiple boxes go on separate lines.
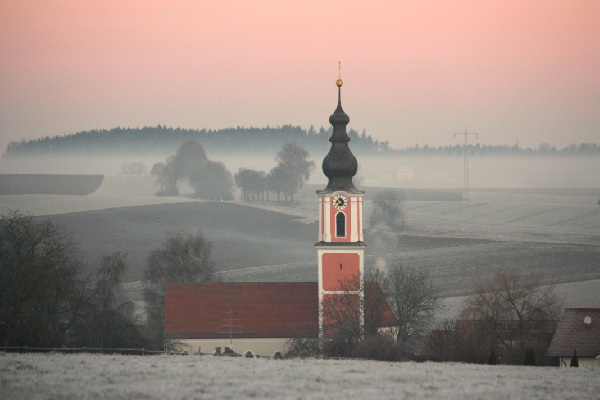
top-left (1, 174), bottom-right (598, 308)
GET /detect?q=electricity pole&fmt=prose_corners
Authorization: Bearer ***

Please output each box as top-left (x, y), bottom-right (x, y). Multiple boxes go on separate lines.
top-left (454, 128), bottom-right (478, 200)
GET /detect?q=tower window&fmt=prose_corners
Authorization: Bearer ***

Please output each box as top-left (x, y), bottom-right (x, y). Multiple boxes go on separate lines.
top-left (336, 212), bottom-right (346, 237)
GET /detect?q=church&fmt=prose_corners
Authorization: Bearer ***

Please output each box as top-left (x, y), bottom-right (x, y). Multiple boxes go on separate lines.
top-left (163, 71), bottom-right (396, 357)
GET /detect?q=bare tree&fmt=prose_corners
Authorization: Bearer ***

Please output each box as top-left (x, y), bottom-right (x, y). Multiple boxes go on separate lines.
top-left (424, 320), bottom-right (467, 362)
top-left (319, 271), bottom-right (392, 352)
top-left (320, 271), bottom-right (410, 360)
top-left (460, 268), bottom-right (563, 363)
top-left (71, 252), bottom-right (146, 349)
top-left (143, 231), bottom-right (218, 349)
top-left (424, 319), bottom-right (499, 364)
top-left (272, 142), bottom-right (315, 202)
top-left (95, 252), bottom-right (127, 314)
top-left (369, 190), bottom-right (406, 232)
top-left (151, 162), bottom-right (165, 176)
top-left (188, 160), bottom-right (234, 201)
top-left (234, 168), bottom-right (267, 202)
top-left (267, 165), bottom-right (293, 202)
top-left (383, 263), bottom-right (442, 343)
top-left (92, 252), bottom-right (139, 348)
top-left (0, 211), bottom-right (88, 347)
top-left (156, 139), bottom-right (234, 199)
top-left (155, 157), bottom-right (179, 196)
top-left (169, 139), bottom-right (208, 177)
top-left (321, 275), bottom-right (363, 356)
top-left (319, 265), bottom-right (441, 357)
top-left (461, 268), bottom-right (563, 329)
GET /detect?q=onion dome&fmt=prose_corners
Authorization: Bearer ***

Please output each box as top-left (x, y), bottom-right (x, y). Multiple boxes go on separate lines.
top-left (318, 65), bottom-right (363, 194)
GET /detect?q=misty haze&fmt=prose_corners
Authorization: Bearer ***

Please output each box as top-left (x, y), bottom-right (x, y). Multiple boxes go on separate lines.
top-left (2, 132), bottom-right (599, 399)
top-left (2, 1), bottom-right (600, 397)
top-left (3, 151), bottom-right (600, 189)
top-left (1, 139), bottom-right (599, 303)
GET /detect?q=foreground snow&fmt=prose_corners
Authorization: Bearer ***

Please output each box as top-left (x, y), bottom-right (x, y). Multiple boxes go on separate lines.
top-left (1, 353), bottom-right (599, 399)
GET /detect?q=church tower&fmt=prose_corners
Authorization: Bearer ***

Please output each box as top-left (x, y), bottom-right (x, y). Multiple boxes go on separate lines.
top-left (317, 65), bottom-right (365, 339)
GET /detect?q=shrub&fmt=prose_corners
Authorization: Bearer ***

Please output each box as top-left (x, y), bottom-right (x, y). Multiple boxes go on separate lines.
top-left (524, 348), bottom-right (536, 366)
top-left (487, 348), bottom-right (497, 365)
top-left (570, 349), bottom-right (579, 367)
top-left (351, 335), bottom-right (407, 362)
top-left (285, 336), bottom-right (322, 358)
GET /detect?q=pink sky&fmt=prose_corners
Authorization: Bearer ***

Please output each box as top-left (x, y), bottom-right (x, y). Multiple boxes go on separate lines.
top-left (1, 0), bottom-right (599, 153)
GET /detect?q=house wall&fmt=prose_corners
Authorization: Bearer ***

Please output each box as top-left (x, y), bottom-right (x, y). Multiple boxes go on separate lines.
top-left (559, 357), bottom-right (600, 367)
top-left (169, 338), bottom-right (290, 357)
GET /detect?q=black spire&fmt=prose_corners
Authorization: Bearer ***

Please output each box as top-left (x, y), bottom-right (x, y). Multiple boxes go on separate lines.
top-left (318, 64), bottom-right (363, 194)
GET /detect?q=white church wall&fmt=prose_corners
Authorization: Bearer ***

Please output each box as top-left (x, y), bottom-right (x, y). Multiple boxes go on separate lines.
top-left (171, 338), bottom-right (290, 357)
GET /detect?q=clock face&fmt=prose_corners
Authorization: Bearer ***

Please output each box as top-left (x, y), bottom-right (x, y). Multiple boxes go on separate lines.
top-left (333, 194), bottom-right (347, 210)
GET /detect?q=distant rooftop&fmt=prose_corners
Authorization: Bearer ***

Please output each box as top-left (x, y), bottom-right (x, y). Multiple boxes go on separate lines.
top-left (547, 308), bottom-right (600, 357)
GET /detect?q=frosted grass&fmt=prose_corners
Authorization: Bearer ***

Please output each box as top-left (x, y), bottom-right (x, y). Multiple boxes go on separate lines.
top-left (1, 353), bottom-right (599, 399)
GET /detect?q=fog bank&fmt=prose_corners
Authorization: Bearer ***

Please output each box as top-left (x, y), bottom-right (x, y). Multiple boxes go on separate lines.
top-left (2, 153), bottom-right (600, 190)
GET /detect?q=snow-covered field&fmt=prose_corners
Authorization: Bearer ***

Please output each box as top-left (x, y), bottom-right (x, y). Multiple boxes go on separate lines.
top-left (1, 353), bottom-right (599, 400)
top-left (404, 200), bottom-right (600, 238)
top-left (0, 175), bottom-right (196, 217)
top-left (0, 193), bottom-right (196, 217)
top-left (1, 174), bottom-right (598, 318)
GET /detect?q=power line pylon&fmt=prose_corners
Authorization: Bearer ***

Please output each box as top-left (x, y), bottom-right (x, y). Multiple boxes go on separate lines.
top-left (453, 128), bottom-right (478, 200)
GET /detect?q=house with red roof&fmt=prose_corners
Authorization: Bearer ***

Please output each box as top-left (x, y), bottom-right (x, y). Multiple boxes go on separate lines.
top-left (164, 282), bottom-right (397, 357)
top-left (547, 308), bottom-right (600, 367)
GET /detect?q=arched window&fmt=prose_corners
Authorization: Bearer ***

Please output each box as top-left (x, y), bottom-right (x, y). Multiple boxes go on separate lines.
top-left (243, 350), bottom-right (256, 358)
top-left (336, 212), bottom-right (346, 237)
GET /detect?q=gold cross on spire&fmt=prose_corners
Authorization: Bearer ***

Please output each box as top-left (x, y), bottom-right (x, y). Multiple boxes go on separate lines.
top-left (336, 61), bottom-right (343, 87)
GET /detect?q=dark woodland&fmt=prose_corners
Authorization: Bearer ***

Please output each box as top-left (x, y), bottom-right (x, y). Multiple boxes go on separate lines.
top-left (5, 125), bottom-right (600, 156)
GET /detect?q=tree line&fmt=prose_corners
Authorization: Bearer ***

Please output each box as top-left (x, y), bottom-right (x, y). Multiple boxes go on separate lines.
top-left (4, 125), bottom-right (389, 156)
top-left (234, 142), bottom-right (315, 202)
top-left (5, 124), bottom-right (599, 157)
top-left (394, 142), bottom-right (600, 156)
top-left (286, 265), bottom-right (563, 366)
top-left (151, 140), bottom-right (315, 203)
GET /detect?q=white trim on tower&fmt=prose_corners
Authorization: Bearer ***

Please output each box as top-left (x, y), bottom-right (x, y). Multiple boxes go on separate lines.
top-left (350, 196), bottom-right (358, 242)
top-left (318, 248), bottom-right (323, 338)
top-left (318, 197), bottom-right (324, 241)
top-left (323, 196), bottom-right (331, 242)
top-left (358, 197), bottom-right (363, 242)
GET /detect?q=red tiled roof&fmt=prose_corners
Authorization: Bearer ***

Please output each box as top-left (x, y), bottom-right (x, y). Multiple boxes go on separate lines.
top-left (547, 308), bottom-right (600, 357)
top-left (164, 282), bottom-right (397, 339)
top-left (364, 282), bottom-right (398, 329)
top-left (164, 283), bottom-right (318, 339)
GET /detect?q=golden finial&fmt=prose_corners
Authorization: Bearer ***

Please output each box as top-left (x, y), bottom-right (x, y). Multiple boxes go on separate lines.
top-left (336, 61), bottom-right (343, 87)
